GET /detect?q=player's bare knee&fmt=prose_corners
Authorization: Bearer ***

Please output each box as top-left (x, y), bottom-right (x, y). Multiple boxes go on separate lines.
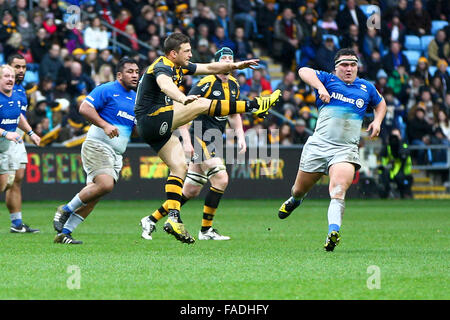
top-left (211, 171), bottom-right (228, 190)
top-left (183, 184), bottom-right (201, 199)
top-left (329, 184), bottom-right (346, 199)
top-left (291, 185), bottom-right (306, 198)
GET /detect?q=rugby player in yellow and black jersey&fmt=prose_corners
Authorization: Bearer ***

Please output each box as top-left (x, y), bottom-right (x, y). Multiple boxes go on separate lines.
top-left (136, 33), bottom-right (281, 244)
top-left (142, 47), bottom-right (247, 241)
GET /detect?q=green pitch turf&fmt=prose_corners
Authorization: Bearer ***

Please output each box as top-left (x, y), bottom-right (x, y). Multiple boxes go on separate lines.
top-left (0, 199), bottom-right (448, 300)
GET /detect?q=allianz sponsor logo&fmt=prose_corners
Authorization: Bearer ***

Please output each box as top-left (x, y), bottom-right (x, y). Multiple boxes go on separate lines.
top-left (1, 117), bottom-right (19, 125)
top-left (117, 110), bottom-right (135, 121)
top-left (330, 92), bottom-right (364, 108)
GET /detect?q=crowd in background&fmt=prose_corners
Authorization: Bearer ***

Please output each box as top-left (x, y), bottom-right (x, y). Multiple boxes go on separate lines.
top-left (0, 0), bottom-right (449, 165)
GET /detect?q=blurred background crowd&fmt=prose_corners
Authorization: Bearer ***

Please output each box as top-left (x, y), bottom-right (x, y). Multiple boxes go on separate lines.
top-left (0, 0), bottom-right (449, 166)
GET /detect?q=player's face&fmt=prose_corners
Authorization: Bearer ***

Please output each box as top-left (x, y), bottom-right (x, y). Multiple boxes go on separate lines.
top-left (219, 54), bottom-right (233, 75)
top-left (175, 42), bottom-right (192, 67)
top-left (0, 67), bottom-right (15, 93)
top-left (335, 55), bottom-right (358, 83)
top-left (10, 58), bottom-right (26, 83)
top-left (118, 63), bottom-right (139, 90)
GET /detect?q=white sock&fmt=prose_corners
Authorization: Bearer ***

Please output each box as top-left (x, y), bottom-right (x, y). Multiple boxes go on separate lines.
top-left (327, 198), bottom-right (345, 232)
top-left (63, 213), bottom-right (84, 233)
top-left (66, 193), bottom-right (86, 212)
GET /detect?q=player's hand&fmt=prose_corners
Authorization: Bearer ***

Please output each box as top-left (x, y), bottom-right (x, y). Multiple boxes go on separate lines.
top-left (318, 87), bottom-right (331, 104)
top-left (366, 121), bottom-right (381, 139)
top-left (104, 124), bottom-right (119, 139)
top-left (182, 95), bottom-right (200, 105)
top-left (233, 59), bottom-right (260, 70)
top-left (183, 141), bottom-right (194, 159)
top-left (237, 138), bottom-right (247, 154)
top-left (30, 133), bottom-right (41, 146)
top-left (5, 132), bottom-right (23, 144)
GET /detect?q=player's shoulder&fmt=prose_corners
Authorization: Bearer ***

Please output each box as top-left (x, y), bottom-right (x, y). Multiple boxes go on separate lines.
top-left (196, 74), bottom-right (217, 86)
top-left (146, 56), bottom-right (173, 73)
top-left (228, 75), bottom-right (239, 86)
top-left (354, 77), bottom-right (378, 92)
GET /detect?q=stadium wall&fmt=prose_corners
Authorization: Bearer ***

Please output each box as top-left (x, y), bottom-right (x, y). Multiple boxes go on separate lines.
top-left (2, 145), bottom-right (379, 201)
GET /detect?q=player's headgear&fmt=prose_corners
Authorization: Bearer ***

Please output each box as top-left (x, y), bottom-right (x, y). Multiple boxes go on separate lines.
top-left (334, 48), bottom-right (358, 67)
top-left (214, 47), bottom-right (234, 62)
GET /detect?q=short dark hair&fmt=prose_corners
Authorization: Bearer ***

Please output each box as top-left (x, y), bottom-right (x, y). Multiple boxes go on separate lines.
top-left (163, 32), bottom-right (190, 55)
top-left (7, 53), bottom-right (25, 65)
top-left (334, 48), bottom-right (358, 64)
top-left (116, 57), bottom-right (138, 73)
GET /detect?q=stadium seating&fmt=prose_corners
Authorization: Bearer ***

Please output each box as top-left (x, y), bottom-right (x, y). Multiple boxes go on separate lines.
top-left (428, 66), bottom-right (437, 76)
top-left (360, 4), bottom-right (380, 17)
top-left (0, 53), bottom-right (4, 65)
top-left (322, 34), bottom-right (340, 49)
top-left (403, 50), bottom-right (421, 67)
top-left (404, 35), bottom-right (422, 51)
top-left (420, 35), bottom-right (435, 56)
top-left (431, 20), bottom-right (449, 35)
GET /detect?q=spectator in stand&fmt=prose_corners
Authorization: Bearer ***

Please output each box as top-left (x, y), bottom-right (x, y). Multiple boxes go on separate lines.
top-left (67, 60), bottom-right (95, 97)
top-left (64, 20), bottom-right (85, 53)
top-left (215, 4), bottom-right (231, 39)
top-left (191, 38), bottom-right (214, 63)
top-left (383, 13), bottom-right (406, 47)
top-left (274, 7), bottom-right (303, 72)
top-left (337, 0), bottom-right (367, 35)
top-left (381, 87), bottom-right (407, 142)
top-left (366, 50), bottom-right (384, 81)
top-left (414, 58), bottom-right (432, 88)
top-left (246, 68), bottom-right (272, 94)
top-left (276, 71), bottom-right (298, 93)
top-left (299, 106), bottom-right (316, 131)
top-left (83, 16), bottom-right (109, 50)
top-left (233, 0), bottom-right (257, 40)
top-left (3, 32), bottom-right (22, 60)
top-left (292, 119), bottom-right (311, 145)
top-left (375, 69), bottom-right (389, 95)
top-left (114, 8), bottom-right (131, 32)
top-left (407, 107), bottom-right (434, 164)
top-left (193, 4), bottom-right (216, 38)
top-left (428, 29), bottom-right (450, 66)
top-left (42, 12), bottom-right (57, 36)
top-left (94, 64), bottom-right (115, 86)
top-left (83, 48), bottom-right (98, 79)
top-left (382, 40), bottom-right (411, 75)
top-left (233, 27), bottom-right (253, 61)
top-left (320, 10), bottom-right (339, 35)
top-left (257, 0), bottom-right (277, 56)
top-left (122, 24), bottom-right (139, 53)
top-left (435, 109), bottom-right (450, 141)
top-left (30, 27), bottom-right (49, 63)
top-left (134, 5), bottom-right (155, 38)
top-left (279, 123), bottom-right (294, 145)
top-left (30, 0), bottom-right (50, 22)
top-left (39, 43), bottom-right (63, 82)
top-left (341, 24), bottom-right (364, 54)
top-left (406, 75), bottom-right (425, 110)
top-left (236, 73), bottom-right (250, 98)
top-left (433, 59), bottom-right (450, 94)
top-left (405, 0), bottom-right (431, 36)
top-left (297, 7), bottom-right (322, 68)
top-left (16, 11), bottom-right (34, 48)
top-left (430, 75), bottom-right (446, 104)
top-left (428, 0), bottom-right (450, 21)
top-left (314, 37), bottom-right (338, 73)
top-left (384, 0), bottom-right (409, 27)
top-left (10, 0), bottom-right (27, 20)
top-left (212, 25), bottom-right (235, 51)
top-left (388, 65), bottom-right (409, 105)
top-left (363, 28), bottom-right (384, 59)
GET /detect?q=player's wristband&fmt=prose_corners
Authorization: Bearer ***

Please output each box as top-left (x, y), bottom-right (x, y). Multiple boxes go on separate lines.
top-left (27, 130), bottom-right (35, 136)
top-left (1, 131), bottom-right (8, 137)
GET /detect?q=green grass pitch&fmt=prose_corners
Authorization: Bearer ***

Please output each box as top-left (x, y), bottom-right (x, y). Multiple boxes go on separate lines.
top-left (0, 199), bottom-right (448, 300)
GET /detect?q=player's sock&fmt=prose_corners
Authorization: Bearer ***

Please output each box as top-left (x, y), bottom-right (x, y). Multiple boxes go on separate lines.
top-left (327, 198), bottom-right (345, 233)
top-left (62, 213), bottom-right (84, 235)
top-left (10, 212), bottom-right (22, 227)
top-left (64, 193), bottom-right (86, 213)
top-left (201, 187), bottom-right (224, 232)
top-left (149, 195), bottom-right (189, 224)
top-left (165, 175), bottom-right (184, 222)
top-left (208, 100), bottom-right (250, 116)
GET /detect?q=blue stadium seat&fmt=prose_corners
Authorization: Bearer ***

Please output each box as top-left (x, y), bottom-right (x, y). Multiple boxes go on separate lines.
top-left (0, 53), bottom-right (4, 65)
top-left (359, 4), bottom-right (379, 17)
top-left (428, 66), bottom-right (437, 76)
top-left (323, 34), bottom-right (340, 49)
top-left (23, 71), bottom-right (39, 87)
top-left (271, 79), bottom-right (281, 90)
top-left (403, 50), bottom-right (421, 67)
top-left (420, 35), bottom-right (435, 55)
top-left (410, 65), bottom-right (416, 73)
top-left (404, 35), bottom-right (421, 51)
top-left (431, 20), bottom-right (449, 35)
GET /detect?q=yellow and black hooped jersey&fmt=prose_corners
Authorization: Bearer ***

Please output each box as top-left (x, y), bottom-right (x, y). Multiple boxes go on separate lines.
top-left (188, 74), bottom-right (240, 136)
top-left (134, 56), bottom-right (197, 117)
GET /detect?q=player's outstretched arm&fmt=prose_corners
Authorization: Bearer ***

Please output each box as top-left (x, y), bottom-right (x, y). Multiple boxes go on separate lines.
top-left (366, 98), bottom-right (387, 139)
top-left (298, 67), bottom-right (330, 103)
top-left (79, 101), bottom-right (119, 138)
top-left (156, 74), bottom-right (199, 105)
top-left (194, 59), bottom-right (259, 75)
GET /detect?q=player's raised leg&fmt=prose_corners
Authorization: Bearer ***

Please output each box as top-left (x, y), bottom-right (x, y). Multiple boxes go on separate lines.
top-left (278, 170), bottom-right (323, 219)
top-left (323, 162), bottom-right (355, 252)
